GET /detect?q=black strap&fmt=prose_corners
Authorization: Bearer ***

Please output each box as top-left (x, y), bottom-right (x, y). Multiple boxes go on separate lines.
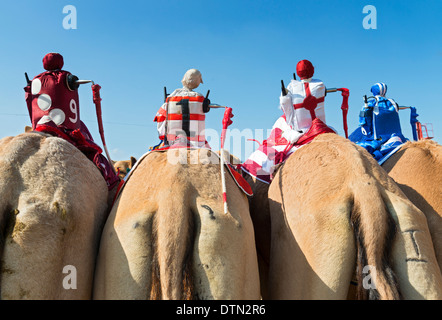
top-left (177, 99), bottom-right (190, 138)
top-left (203, 98), bottom-right (211, 113)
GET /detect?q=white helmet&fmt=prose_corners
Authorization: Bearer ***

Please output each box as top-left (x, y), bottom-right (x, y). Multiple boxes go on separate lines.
top-left (181, 69), bottom-right (203, 90)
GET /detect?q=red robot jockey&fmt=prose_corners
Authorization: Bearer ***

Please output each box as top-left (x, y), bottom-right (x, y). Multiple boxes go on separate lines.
top-left (24, 52), bottom-right (119, 190)
top-left (153, 68), bottom-right (212, 149)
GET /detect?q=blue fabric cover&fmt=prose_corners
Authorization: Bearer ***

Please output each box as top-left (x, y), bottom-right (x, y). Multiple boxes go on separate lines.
top-left (349, 94), bottom-right (408, 162)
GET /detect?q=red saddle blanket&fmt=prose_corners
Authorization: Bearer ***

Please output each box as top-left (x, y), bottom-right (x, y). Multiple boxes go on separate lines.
top-left (241, 118), bottom-right (336, 184)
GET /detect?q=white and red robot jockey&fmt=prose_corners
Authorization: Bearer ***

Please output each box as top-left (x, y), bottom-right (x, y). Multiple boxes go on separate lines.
top-left (241, 59), bottom-right (336, 183)
top-left (153, 69), bottom-right (212, 149)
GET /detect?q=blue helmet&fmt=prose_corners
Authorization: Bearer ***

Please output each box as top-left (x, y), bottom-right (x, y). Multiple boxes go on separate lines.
top-left (371, 83), bottom-right (388, 97)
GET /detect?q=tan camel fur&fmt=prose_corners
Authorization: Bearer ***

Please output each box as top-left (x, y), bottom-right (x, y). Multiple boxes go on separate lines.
top-left (0, 132), bottom-right (110, 299)
top-left (249, 133), bottom-right (441, 299)
top-left (382, 140), bottom-right (442, 272)
top-left (93, 148), bottom-right (260, 299)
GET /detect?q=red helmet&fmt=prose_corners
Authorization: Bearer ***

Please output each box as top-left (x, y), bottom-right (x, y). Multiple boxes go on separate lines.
top-left (296, 59), bottom-right (315, 80)
top-left (43, 53), bottom-right (64, 71)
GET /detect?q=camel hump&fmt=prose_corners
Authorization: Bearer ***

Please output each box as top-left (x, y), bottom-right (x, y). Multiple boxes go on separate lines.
top-left (0, 133), bottom-right (107, 190)
top-left (0, 132), bottom-right (49, 164)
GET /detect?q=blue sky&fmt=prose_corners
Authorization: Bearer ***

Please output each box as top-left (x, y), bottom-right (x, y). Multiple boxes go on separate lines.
top-left (0, 0), bottom-right (441, 161)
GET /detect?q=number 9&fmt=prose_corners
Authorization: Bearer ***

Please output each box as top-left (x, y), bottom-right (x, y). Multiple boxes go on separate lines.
top-left (69, 99), bottom-right (78, 123)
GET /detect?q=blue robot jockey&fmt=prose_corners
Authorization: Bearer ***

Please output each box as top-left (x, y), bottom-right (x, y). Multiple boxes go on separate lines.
top-left (349, 82), bottom-right (416, 164)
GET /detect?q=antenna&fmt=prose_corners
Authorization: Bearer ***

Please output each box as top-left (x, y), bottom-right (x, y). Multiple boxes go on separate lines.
top-left (281, 80), bottom-right (287, 96)
top-left (25, 72), bottom-right (31, 85)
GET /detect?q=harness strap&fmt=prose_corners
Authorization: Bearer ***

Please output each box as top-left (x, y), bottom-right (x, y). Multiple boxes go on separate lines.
top-left (177, 99), bottom-right (191, 138)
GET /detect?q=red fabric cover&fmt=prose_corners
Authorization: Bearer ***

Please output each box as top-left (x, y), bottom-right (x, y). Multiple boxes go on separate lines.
top-left (30, 69), bottom-right (81, 132)
top-left (43, 53), bottom-right (64, 70)
top-left (296, 59), bottom-right (315, 79)
top-left (296, 118), bottom-right (336, 145)
top-left (273, 118), bottom-right (335, 164)
top-left (225, 163), bottom-right (253, 196)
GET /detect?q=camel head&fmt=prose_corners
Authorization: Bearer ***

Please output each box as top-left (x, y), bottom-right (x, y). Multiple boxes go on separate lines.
top-left (112, 156), bottom-right (137, 179)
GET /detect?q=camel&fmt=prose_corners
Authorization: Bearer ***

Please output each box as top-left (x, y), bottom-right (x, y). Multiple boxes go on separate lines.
top-left (246, 133), bottom-right (442, 299)
top-left (0, 132), bottom-right (112, 299)
top-left (243, 174), bottom-right (271, 299)
top-left (93, 148), bottom-right (260, 299)
top-left (382, 139), bottom-right (442, 272)
top-left (113, 157), bottom-right (137, 180)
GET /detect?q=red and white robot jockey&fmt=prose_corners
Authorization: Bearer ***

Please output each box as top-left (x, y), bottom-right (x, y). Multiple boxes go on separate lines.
top-left (153, 69), bottom-right (211, 149)
top-left (276, 59), bottom-right (331, 145)
top-left (24, 53), bottom-right (120, 190)
top-left (241, 59), bottom-right (335, 183)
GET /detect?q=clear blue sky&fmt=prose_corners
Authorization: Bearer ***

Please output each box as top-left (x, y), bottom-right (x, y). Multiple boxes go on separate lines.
top-left (0, 0), bottom-right (441, 161)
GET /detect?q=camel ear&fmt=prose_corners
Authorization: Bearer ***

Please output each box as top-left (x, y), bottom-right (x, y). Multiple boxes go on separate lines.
top-left (130, 156), bottom-right (137, 168)
top-left (24, 126), bottom-right (32, 133)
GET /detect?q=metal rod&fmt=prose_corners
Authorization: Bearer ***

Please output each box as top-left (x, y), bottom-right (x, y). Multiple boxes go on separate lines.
top-left (76, 80), bottom-right (95, 85)
top-left (208, 104), bottom-right (227, 109)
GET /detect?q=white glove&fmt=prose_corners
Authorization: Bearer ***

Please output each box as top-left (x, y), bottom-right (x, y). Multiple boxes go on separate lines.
top-left (282, 129), bottom-right (304, 144)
